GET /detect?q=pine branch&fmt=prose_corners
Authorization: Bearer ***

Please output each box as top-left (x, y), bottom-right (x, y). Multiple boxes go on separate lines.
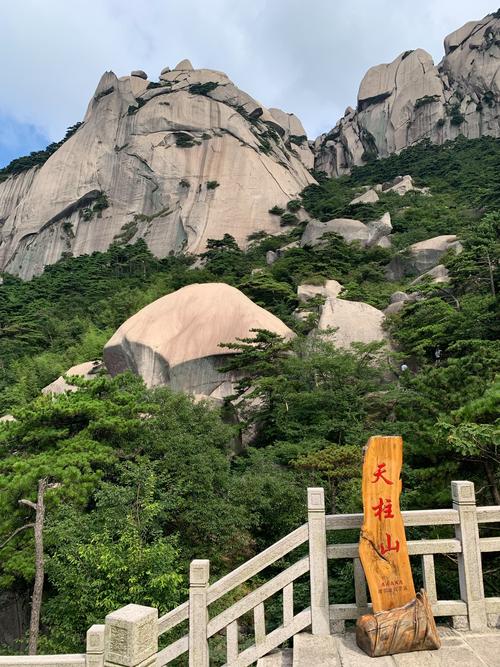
top-left (0, 523), bottom-right (35, 549)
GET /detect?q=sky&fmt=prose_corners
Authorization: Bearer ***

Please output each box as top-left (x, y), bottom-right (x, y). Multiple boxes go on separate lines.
top-left (0, 0), bottom-right (497, 167)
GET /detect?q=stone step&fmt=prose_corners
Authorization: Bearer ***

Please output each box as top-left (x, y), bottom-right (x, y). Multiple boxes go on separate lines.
top-left (257, 648), bottom-right (293, 666)
top-left (292, 633), bottom-right (339, 666)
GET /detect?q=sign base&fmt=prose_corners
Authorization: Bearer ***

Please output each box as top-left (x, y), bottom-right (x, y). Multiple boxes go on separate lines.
top-left (355, 589), bottom-right (441, 657)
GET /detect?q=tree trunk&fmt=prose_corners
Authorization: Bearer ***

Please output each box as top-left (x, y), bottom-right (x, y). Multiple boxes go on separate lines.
top-left (28, 479), bottom-right (47, 655)
top-left (329, 479), bottom-right (337, 514)
top-left (484, 461), bottom-right (500, 505)
top-left (485, 251), bottom-right (496, 298)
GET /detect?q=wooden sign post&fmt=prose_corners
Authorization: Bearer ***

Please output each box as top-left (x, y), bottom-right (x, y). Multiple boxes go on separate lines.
top-left (356, 436), bottom-right (441, 657)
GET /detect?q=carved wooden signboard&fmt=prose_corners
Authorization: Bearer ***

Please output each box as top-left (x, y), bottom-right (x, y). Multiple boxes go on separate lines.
top-left (356, 435), bottom-right (441, 657)
top-left (359, 435), bottom-right (415, 611)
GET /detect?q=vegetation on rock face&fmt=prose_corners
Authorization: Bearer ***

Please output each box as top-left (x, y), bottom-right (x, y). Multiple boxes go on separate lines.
top-left (0, 136), bottom-right (499, 651)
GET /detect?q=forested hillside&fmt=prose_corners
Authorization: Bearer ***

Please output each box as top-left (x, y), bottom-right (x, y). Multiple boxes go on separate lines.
top-left (0, 136), bottom-right (498, 653)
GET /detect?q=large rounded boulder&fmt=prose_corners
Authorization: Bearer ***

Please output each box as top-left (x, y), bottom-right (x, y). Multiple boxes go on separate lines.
top-left (103, 283), bottom-right (294, 398)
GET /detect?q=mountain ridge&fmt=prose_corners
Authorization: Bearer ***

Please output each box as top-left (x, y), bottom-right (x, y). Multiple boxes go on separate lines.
top-left (0, 11), bottom-right (499, 280)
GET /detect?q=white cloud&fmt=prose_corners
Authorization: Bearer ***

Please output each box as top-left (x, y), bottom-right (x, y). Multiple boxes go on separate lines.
top-left (0, 0), bottom-right (496, 141)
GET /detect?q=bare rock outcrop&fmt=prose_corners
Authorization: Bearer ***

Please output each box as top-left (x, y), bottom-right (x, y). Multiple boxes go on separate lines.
top-left (318, 296), bottom-right (387, 349)
top-left (386, 235), bottom-right (462, 280)
top-left (349, 189), bottom-right (380, 205)
top-left (315, 12), bottom-right (500, 176)
top-left (0, 65), bottom-right (314, 279)
top-left (410, 263), bottom-right (450, 285)
top-left (0, 414), bottom-right (16, 423)
top-left (42, 360), bottom-right (104, 395)
top-left (297, 279), bottom-right (343, 303)
top-left (103, 283), bottom-right (294, 398)
top-left (301, 213), bottom-right (392, 248)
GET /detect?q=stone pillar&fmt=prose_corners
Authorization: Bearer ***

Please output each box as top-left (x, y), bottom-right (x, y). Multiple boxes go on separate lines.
top-left (104, 605), bottom-right (158, 667)
top-left (452, 481), bottom-right (487, 631)
top-left (189, 559), bottom-right (210, 667)
top-left (308, 487), bottom-right (330, 636)
top-left (86, 624), bottom-right (105, 667)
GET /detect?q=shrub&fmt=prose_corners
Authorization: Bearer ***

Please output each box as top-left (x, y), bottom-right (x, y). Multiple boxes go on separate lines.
top-left (447, 103), bottom-right (465, 126)
top-left (280, 212), bottom-right (299, 226)
top-left (93, 193), bottom-right (109, 216)
top-left (289, 135), bottom-right (307, 145)
top-left (414, 95), bottom-right (440, 109)
top-left (62, 222), bottom-right (74, 237)
top-left (179, 179), bottom-right (190, 188)
top-left (269, 206), bottom-right (285, 216)
top-left (361, 148), bottom-right (378, 163)
top-left (259, 137), bottom-right (272, 155)
top-left (175, 133), bottom-right (196, 148)
top-left (436, 118), bottom-right (446, 128)
top-left (206, 180), bottom-right (220, 190)
top-left (81, 208), bottom-right (93, 221)
top-left (94, 87), bottom-right (114, 102)
top-left (287, 200), bottom-right (301, 212)
top-left (188, 82), bottom-right (218, 96)
top-left (482, 91), bottom-right (495, 108)
top-left (113, 221), bottom-right (139, 244)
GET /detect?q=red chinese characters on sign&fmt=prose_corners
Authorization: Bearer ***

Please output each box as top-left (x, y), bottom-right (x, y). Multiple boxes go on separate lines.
top-left (371, 463), bottom-right (400, 558)
top-left (371, 463), bottom-right (393, 485)
top-left (380, 533), bottom-right (400, 555)
top-left (372, 498), bottom-right (395, 521)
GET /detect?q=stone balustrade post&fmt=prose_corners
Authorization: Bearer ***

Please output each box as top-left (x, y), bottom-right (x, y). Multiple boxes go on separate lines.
top-left (189, 559), bottom-right (210, 667)
top-left (307, 487), bottom-right (330, 635)
top-left (103, 605), bottom-right (158, 667)
top-left (452, 481), bottom-right (488, 631)
top-left (86, 624), bottom-right (105, 667)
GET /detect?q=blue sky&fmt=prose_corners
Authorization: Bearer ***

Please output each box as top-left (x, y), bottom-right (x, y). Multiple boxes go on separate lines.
top-left (1, 0), bottom-right (497, 168)
top-left (0, 115), bottom-right (50, 167)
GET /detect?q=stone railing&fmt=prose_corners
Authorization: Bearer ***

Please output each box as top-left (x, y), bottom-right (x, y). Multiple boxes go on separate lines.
top-left (0, 480), bottom-right (498, 667)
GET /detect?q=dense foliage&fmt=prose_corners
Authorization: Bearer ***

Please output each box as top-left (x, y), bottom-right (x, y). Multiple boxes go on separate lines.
top-left (0, 136), bottom-right (499, 652)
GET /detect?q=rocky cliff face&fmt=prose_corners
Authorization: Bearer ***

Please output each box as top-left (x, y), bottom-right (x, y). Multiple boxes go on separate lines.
top-left (0, 60), bottom-right (314, 279)
top-left (315, 12), bottom-right (500, 176)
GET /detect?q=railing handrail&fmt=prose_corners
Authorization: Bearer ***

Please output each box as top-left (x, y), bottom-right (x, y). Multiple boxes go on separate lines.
top-left (207, 523), bottom-right (308, 605)
top-left (1, 485), bottom-right (499, 667)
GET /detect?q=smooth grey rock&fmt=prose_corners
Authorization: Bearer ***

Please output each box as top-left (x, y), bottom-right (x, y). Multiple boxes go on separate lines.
top-left (384, 301), bottom-right (407, 315)
top-left (390, 291), bottom-right (410, 304)
top-left (366, 211), bottom-right (392, 247)
top-left (301, 215), bottom-right (391, 249)
top-left (42, 360), bottom-right (104, 395)
top-left (386, 235), bottom-right (462, 279)
top-left (103, 283), bottom-right (294, 398)
top-left (318, 296), bottom-right (387, 349)
top-left (0, 414), bottom-right (15, 422)
top-left (276, 241), bottom-right (300, 257)
top-left (174, 58), bottom-right (194, 70)
top-left (131, 70), bottom-right (147, 79)
top-left (349, 189), bottom-right (379, 205)
top-left (266, 250), bottom-right (278, 265)
top-left (297, 280), bottom-right (343, 303)
top-left (160, 66), bottom-right (171, 75)
top-left (301, 218), bottom-right (368, 247)
top-left (411, 263), bottom-right (450, 285)
top-left (382, 174), bottom-right (428, 196)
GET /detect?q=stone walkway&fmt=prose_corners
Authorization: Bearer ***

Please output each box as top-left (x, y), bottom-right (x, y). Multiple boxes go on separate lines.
top-left (334, 627), bottom-right (500, 665)
top-left (258, 627), bottom-right (500, 666)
